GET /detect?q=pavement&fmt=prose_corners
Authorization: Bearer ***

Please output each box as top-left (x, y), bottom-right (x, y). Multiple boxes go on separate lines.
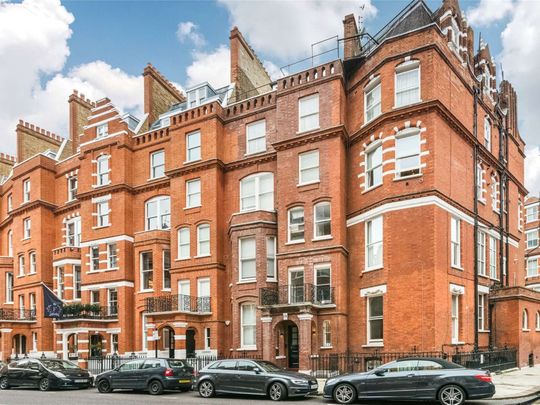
top-left (490, 365), bottom-right (540, 400)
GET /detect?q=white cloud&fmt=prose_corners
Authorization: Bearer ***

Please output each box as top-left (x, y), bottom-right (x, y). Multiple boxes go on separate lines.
top-left (498, 0), bottom-right (540, 194)
top-left (177, 21), bottom-right (206, 48)
top-left (263, 60), bottom-right (284, 81)
top-left (218, 0), bottom-right (376, 61)
top-left (185, 45), bottom-right (230, 89)
top-left (467, 0), bottom-right (515, 27)
top-left (0, 0), bottom-right (144, 155)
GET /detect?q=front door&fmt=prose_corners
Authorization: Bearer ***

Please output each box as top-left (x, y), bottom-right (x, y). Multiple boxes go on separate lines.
top-left (186, 329), bottom-right (196, 358)
top-left (287, 325), bottom-right (299, 369)
top-left (167, 329), bottom-right (175, 358)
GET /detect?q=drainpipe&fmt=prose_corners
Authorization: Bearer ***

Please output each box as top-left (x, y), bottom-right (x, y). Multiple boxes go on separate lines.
top-left (473, 86), bottom-right (480, 352)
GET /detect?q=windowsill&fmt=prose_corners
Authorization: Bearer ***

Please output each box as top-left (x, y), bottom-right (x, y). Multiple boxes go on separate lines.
top-left (320, 346), bottom-right (334, 350)
top-left (393, 173), bottom-right (423, 182)
top-left (21, 200), bottom-right (30, 206)
top-left (161, 288), bottom-right (171, 292)
top-left (28, 272), bottom-right (37, 275)
top-left (392, 100), bottom-right (423, 110)
top-left (297, 180), bottom-right (320, 188)
top-left (66, 199), bottom-right (77, 204)
top-left (195, 254), bottom-right (211, 259)
top-left (237, 347), bottom-right (257, 351)
top-left (361, 115), bottom-right (380, 128)
top-left (92, 225), bottom-right (111, 230)
top-left (148, 175), bottom-right (167, 182)
top-left (362, 342), bottom-right (384, 348)
top-left (478, 199), bottom-right (486, 205)
top-left (92, 182), bottom-right (112, 189)
top-left (22, 237), bottom-right (31, 241)
top-left (285, 240), bottom-right (305, 246)
top-left (362, 183), bottom-right (383, 194)
top-left (312, 236), bottom-right (332, 242)
top-left (175, 257), bottom-right (191, 262)
top-left (16, 275), bottom-right (25, 278)
top-left (479, 330), bottom-right (491, 333)
top-left (526, 275), bottom-right (540, 279)
top-left (237, 280), bottom-right (256, 285)
top-left (266, 279), bottom-right (278, 283)
top-left (183, 159), bottom-right (202, 165)
top-left (139, 289), bottom-right (154, 294)
top-left (296, 126), bottom-right (320, 135)
top-left (522, 329), bottom-right (531, 332)
top-left (451, 341), bottom-right (466, 345)
top-left (184, 205), bottom-right (202, 211)
top-left (5, 301), bottom-right (13, 305)
top-left (363, 265), bottom-right (383, 273)
top-left (451, 265), bottom-right (464, 271)
top-left (244, 150), bottom-right (267, 157)
top-left (86, 268), bottom-right (118, 274)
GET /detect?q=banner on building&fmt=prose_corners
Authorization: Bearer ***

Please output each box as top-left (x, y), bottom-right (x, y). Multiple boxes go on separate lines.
top-left (42, 283), bottom-right (63, 318)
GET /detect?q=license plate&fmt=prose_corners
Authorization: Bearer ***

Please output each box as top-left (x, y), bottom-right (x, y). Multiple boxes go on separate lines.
top-left (179, 379), bottom-right (191, 383)
top-left (75, 379), bottom-right (87, 383)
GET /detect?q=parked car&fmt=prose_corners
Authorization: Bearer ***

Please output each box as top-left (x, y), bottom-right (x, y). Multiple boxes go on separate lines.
top-left (95, 358), bottom-right (194, 395)
top-left (323, 357), bottom-right (495, 405)
top-left (0, 358), bottom-right (92, 391)
top-left (196, 359), bottom-right (318, 401)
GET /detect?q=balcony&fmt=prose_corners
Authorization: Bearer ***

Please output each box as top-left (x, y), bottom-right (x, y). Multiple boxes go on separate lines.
top-left (145, 294), bottom-right (211, 314)
top-left (58, 304), bottom-right (118, 321)
top-left (260, 284), bottom-right (335, 307)
top-left (0, 308), bottom-right (36, 321)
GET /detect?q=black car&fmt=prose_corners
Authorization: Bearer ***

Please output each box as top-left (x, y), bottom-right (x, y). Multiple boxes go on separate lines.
top-left (0, 358), bottom-right (92, 391)
top-left (95, 358), bottom-right (194, 395)
top-left (323, 357), bottom-right (495, 405)
top-left (196, 359), bottom-right (318, 401)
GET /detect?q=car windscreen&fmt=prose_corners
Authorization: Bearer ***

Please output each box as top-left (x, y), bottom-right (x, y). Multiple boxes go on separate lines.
top-left (256, 361), bottom-right (282, 372)
top-left (168, 360), bottom-right (186, 368)
top-left (41, 360), bottom-right (80, 370)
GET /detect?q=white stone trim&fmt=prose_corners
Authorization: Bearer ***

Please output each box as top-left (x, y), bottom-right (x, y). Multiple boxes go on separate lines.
top-left (360, 284), bottom-right (387, 297)
top-left (52, 259), bottom-right (82, 267)
top-left (297, 314), bottom-right (313, 321)
top-left (261, 316), bottom-right (273, 323)
top-left (91, 194), bottom-right (112, 204)
top-left (478, 285), bottom-right (490, 294)
top-left (172, 322), bottom-right (188, 328)
top-left (450, 283), bottom-right (465, 295)
top-left (81, 281), bottom-right (134, 291)
top-left (80, 235), bottom-right (134, 248)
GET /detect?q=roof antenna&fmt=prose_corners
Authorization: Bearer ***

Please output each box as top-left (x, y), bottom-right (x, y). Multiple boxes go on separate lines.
top-left (357, 4), bottom-right (366, 34)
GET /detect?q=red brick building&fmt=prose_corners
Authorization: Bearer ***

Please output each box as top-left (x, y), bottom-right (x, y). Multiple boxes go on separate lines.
top-left (0, 0), bottom-right (539, 370)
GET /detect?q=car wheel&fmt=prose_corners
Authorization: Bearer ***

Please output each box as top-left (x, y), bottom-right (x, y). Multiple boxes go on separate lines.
top-left (438, 384), bottom-right (466, 405)
top-left (333, 383), bottom-right (356, 404)
top-left (39, 378), bottom-right (50, 392)
top-left (148, 380), bottom-right (164, 395)
top-left (97, 379), bottom-right (113, 393)
top-left (268, 382), bottom-right (288, 401)
top-left (198, 380), bottom-right (215, 398)
top-left (0, 377), bottom-right (9, 390)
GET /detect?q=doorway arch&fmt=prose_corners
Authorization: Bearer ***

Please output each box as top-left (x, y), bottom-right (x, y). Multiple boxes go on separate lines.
top-left (274, 321), bottom-right (299, 369)
top-left (161, 326), bottom-right (175, 358)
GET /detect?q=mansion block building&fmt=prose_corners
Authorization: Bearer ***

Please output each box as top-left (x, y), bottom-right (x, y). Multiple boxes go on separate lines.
top-left (0, 0), bottom-right (539, 371)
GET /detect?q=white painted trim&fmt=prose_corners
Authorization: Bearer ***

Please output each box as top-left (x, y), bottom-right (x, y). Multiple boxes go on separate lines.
top-left (81, 281), bottom-right (134, 291)
top-left (52, 259), bottom-right (81, 267)
top-left (478, 285), bottom-right (490, 294)
top-left (80, 235), bottom-right (134, 248)
top-left (450, 283), bottom-right (465, 295)
top-left (360, 284), bottom-right (387, 297)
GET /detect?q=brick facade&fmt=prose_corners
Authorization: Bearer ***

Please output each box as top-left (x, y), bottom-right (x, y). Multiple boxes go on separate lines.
top-left (0, 0), bottom-right (538, 370)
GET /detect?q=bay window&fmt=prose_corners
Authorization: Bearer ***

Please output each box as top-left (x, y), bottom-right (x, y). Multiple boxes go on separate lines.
top-left (240, 172), bottom-right (274, 212)
top-left (395, 129), bottom-right (421, 178)
top-left (366, 216), bottom-right (383, 269)
top-left (314, 202), bottom-right (331, 239)
top-left (239, 237), bottom-right (256, 281)
top-left (145, 196), bottom-right (170, 230)
top-left (288, 207), bottom-right (305, 243)
top-left (395, 60), bottom-right (420, 107)
top-left (240, 303), bottom-right (257, 348)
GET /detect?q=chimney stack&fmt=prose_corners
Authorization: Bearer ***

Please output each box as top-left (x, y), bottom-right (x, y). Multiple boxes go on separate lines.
top-left (343, 14), bottom-right (361, 59)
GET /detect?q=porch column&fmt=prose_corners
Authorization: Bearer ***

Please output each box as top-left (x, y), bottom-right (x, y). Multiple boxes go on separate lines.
top-left (145, 323), bottom-right (157, 358)
top-left (173, 322), bottom-right (187, 359)
top-left (297, 313), bottom-right (313, 373)
top-left (0, 328), bottom-right (12, 362)
top-left (261, 316), bottom-right (273, 361)
top-left (77, 331), bottom-right (89, 368)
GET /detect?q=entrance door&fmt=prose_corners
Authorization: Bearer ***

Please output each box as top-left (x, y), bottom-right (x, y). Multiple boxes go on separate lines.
top-left (163, 327), bottom-right (175, 358)
top-left (287, 325), bottom-right (299, 369)
top-left (90, 334), bottom-right (102, 357)
top-left (186, 329), bottom-right (196, 358)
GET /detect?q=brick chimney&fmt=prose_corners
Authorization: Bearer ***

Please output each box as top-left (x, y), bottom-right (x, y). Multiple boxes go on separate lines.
top-left (0, 153), bottom-right (16, 178)
top-left (343, 14), bottom-right (361, 59)
top-left (16, 120), bottom-right (64, 162)
top-left (69, 90), bottom-right (94, 153)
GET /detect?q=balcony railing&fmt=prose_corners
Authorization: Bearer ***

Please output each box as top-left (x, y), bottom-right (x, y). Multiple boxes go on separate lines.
top-left (145, 294), bottom-right (211, 314)
top-left (260, 283), bottom-right (335, 306)
top-left (60, 305), bottom-right (118, 320)
top-left (0, 308), bottom-right (36, 321)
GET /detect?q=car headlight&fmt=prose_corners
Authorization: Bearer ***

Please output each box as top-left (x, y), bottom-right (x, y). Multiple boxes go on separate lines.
top-left (52, 371), bottom-right (66, 379)
top-left (291, 379), bottom-right (309, 385)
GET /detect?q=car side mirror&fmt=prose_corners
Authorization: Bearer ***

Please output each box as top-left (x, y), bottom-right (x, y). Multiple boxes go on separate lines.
top-left (374, 369), bottom-right (387, 377)
top-left (253, 367), bottom-right (262, 374)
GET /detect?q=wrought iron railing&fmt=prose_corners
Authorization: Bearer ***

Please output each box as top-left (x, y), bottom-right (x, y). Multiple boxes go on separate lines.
top-left (60, 305), bottom-right (118, 320)
top-left (145, 294), bottom-right (211, 314)
top-left (260, 283), bottom-right (334, 306)
top-left (0, 308), bottom-right (36, 321)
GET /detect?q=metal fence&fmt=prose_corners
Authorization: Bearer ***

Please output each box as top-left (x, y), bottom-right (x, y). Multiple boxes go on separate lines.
top-left (310, 348), bottom-right (518, 378)
top-left (86, 353), bottom-right (147, 375)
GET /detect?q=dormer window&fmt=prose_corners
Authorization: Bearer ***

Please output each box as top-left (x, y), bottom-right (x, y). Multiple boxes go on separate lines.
top-left (187, 84), bottom-right (216, 108)
top-left (97, 123), bottom-right (108, 138)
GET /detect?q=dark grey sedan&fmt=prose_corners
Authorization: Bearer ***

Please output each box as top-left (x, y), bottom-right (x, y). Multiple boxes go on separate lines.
top-left (196, 359), bottom-right (318, 401)
top-left (323, 357), bottom-right (495, 405)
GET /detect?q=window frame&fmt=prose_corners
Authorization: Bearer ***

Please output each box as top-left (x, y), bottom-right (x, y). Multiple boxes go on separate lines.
top-left (266, 236), bottom-right (277, 281)
top-left (186, 130), bottom-right (201, 163)
top-left (5, 272), bottom-right (13, 303)
top-left (145, 196), bottom-right (171, 231)
top-left (394, 60), bottom-right (421, 108)
top-left (367, 295), bottom-right (384, 345)
top-left (90, 246), bottom-right (100, 272)
top-left (395, 128), bottom-right (421, 179)
top-left (97, 201), bottom-right (110, 228)
top-left (313, 201), bottom-right (331, 240)
top-left (477, 293), bottom-right (488, 332)
top-left (162, 250), bottom-right (171, 290)
top-left (18, 254), bottom-right (25, 276)
top-left (477, 231), bottom-right (487, 276)
top-left (489, 236), bottom-right (497, 279)
top-left (484, 116), bottom-right (491, 151)
top-left (288, 206), bottom-right (305, 243)
top-left (322, 320), bottom-right (332, 348)
top-left (7, 230), bottom-right (13, 257)
top-left (365, 142), bottom-right (383, 190)
top-left (29, 251), bottom-right (37, 274)
top-left (178, 227), bottom-right (191, 260)
top-left (365, 216), bottom-right (383, 271)
top-left (364, 78), bottom-right (382, 124)
top-left (451, 294), bottom-right (460, 343)
top-left (96, 155), bottom-right (110, 186)
top-left (527, 258), bottom-right (538, 278)
top-left (197, 223), bottom-right (210, 257)
top-left (23, 217), bottom-right (31, 239)
top-left (298, 93), bottom-right (320, 133)
top-left (74, 265), bottom-right (81, 300)
top-left (108, 288), bottom-right (118, 316)
top-left (298, 150), bottom-right (320, 186)
top-left (450, 217), bottom-right (461, 269)
top-left (96, 123), bottom-right (108, 138)
top-left (526, 205), bottom-right (539, 223)
top-left (66, 217), bottom-right (81, 247)
top-left (186, 178), bottom-right (201, 208)
top-left (240, 303), bottom-right (257, 349)
top-left (522, 309), bottom-right (529, 331)
top-left (246, 119), bottom-right (266, 155)
top-left (239, 172), bottom-right (274, 212)
top-left (23, 179), bottom-right (31, 203)
top-left (150, 150), bottom-right (165, 179)
top-left (107, 243), bottom-right (118, 269)
top-left (526, 230), bottom-right (539, 250)
top-left (239, 237), bottom-right (257, 282)
top-left (140, 251), bottom-right (154, 292)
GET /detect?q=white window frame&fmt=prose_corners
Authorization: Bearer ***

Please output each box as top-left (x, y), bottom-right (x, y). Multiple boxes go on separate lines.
top-left (7, 230), bottom-right (13, 257)
top-left (96, 155), bottom-right (110, 186)
top-left (239, 172), bottom-right (274, 212)
top-left (489, 236), bottom-right (497, 279)
top-left (57, 266), bottom-right (64, 300)
top-left (451, 294), bottom-right (460, 343)
top-left (68, 176), bottom-right (78, 201)
top-left (478, 293), bottom-right (488, 332)
top-left (108, 288), bottom-right (118, 316)
top-left (314, 201), bottom-right (331, 240)
top-left (239, 237), bottom-right (256, 282)
top-left (178, 280), bottom-right (190, 311)
top-left (364, 78), bottom-right (382, 124)
top-left (29, 251), bottom-right (37, 274)
top-left (74, 265), bottom-right (81, 300)
top-left (23, 217), bottom-right (31, 239)
top-left (322, 320), bottom-right (332, 348)
top-left (5, 272), bottom-right (13, 303)
top-left (518, 201), bottom-right (523, 232)
top-left (107, 243), bottom-right (118, 269)
top-left (315, 263), bottom-right (331, 304)
top-left (246, 120), bottom-right (266, 155)
top-left (23, 179), bottom-right (31, 203)
top-left (527, 258), bottom-right (538, 278)
top-left (526, 230), bottom-right (539, 250)
top-left (97, 201), bottom-right (110, 227)
top-left (526, 205), bottom-right (539, 223)
top-left (204, 327), bottom-right (211, 350)
top-left (178, 227), bottom-right (191, 260)
top-left (484, 116), bottom-right (491, 151)
top-left (18, 254), bottom-right (25, 276)
top-left (266, 236), bottom-right (277, 281)
top-left (66, 217), bottom-right (81, 246)
top-left (140, 251), bottom-right (153, 292)
top-left (491, 174), bottom-right (499, 212)
top-left (477, 231), bottom-right (486, 276)
top-left (365, 216), bottom-right (383, 271)
top-left (395, 60), bottom-right (420, 108)
top-left (536, 311), bottom-right (540, 331)
top-left (186, 178), bottom-right (201, 208)
top-left (298, 150), bottom-right (320, 185)
top-left (145, 196), bottom-right (171, 231)
top-left (367, 294), bottom-right (384, 345)
top-left (450, 217), bottom-right (461, 269)
top-left (7, 194), bottom-right (12, 212)
top-left (97, 123), bottom-right (108, 138)
top-left (197, 223), bottom-right (210, 257)
top-left (186, 130), bottom-right (201, 163)
top-left (522, 309), bottom-right (529, 331)
top-left (288, 267), bottom-right (305, 304)
top-left (150, 150), bottom-right (165, 179)
top-left (19, 295), bottom-right (25, 319)
top-left (365, 142), bottom-right (383, 190)
top-left (395, 128), bottom-right (421, 179)
top-left (298, 93), bottom-right (319, 133)
top-left (29, 293), bottom-right (36, 317)
top-left (240, 303), bottom-right (257, 349)
top-left (476, 163), bottom-right (484, 202)
top-left (162, 249), bottom-right (171, 291)
top-left (288, 206), bottom-right (305, 243)
top-left (90, 246), bottom-right (100, 271)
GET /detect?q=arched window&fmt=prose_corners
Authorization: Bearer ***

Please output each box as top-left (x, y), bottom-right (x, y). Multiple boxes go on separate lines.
top-left (314, 202), bottom-right (331, 239)
top-left (178, 227), bottom-right (190, 259)
top-left (395, 60), bottom-right (420, 107)
top-left (288, 206), bottom-right (305, 243)
top-left (240, 172), bottom-right (274, 212)
top-left (96, 155), bottom-right (110, 186)
top-left (395, 128), bottom-right (421, 178)
top-left (197, 223), bottom-right (210, 256)
top-left (522, 309), bottom-right (529, 331)
top-left (145, 196), bottom-right (170, 230)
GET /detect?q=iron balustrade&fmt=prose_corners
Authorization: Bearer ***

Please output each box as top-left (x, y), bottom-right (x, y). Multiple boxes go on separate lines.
top-left (0, 308), bottom-right (36, 321)
top-left (145, 294), bottom-right (211, 314)
top-left (60, 305), bottom-right (118, 320)
top-left (260, 283), bottom-right (334, 306)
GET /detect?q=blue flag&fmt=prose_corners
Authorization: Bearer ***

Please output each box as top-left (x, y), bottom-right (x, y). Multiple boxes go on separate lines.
top-left (42, 283), bottom-right (63, 318)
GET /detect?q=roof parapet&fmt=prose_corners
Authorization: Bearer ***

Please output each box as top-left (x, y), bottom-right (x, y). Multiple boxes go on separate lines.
top-left (17, 120), bottom-right (64, 143)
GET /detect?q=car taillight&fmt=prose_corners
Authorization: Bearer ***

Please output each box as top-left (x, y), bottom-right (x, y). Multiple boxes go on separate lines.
top-left (164, 368), bottom-right (174, 377)
top-left (474, 374), bottom-right (492, 383)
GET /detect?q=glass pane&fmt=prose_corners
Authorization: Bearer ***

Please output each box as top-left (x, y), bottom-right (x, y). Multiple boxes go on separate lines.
top-left (241, 238), bottom-right (256, 258)
top-left (300, 95), bottom-right (319, 116)
top-left (370, 319), bottom-right (383, 340)
top-left (369, 296), bottom-right (383, 317)
top-left (242, 259), bottom-right (256, 279)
